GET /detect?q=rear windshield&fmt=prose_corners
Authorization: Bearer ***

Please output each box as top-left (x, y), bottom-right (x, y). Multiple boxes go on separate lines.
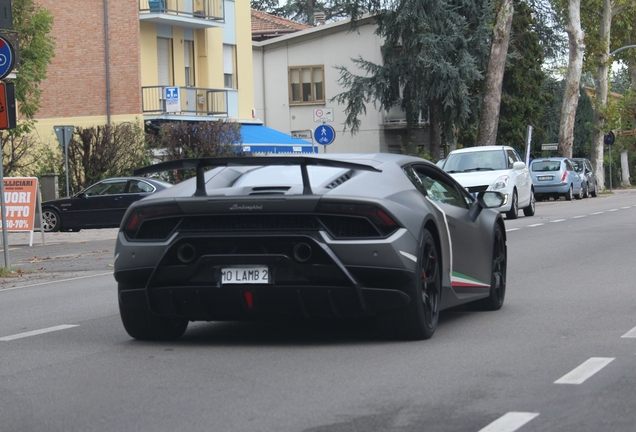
top-left (531, 161), bottom-right (561, 172)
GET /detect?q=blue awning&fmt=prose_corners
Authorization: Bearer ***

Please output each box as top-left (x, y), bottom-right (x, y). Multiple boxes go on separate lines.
top-left (238, 124), bottom-right (317, 154)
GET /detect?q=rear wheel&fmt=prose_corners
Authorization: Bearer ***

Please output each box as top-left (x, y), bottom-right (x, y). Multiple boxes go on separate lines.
top-left (474, 223), bottom-right (507, 311)
top-left (590, 182), bottom-right (598, 197)
top-left (119, 287), bottom-right (188, 341)
top-left (581, 182), bottom-right (589, 198)
top-left (382, 229), bottom-right (440, 340)
top-left (522, 191), bottom-right (535, 217)
top-left (505, 191), bottom-right (518, 219)
top-left (42, 209), bottom-right (61, 232)
top-left (575, 184), bottom-right (585, 200)
top-left (564, 185), bottom-right (573, 201)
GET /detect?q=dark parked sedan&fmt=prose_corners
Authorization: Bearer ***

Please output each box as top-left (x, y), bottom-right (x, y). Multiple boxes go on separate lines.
top-left (41, 177), bottom-right (173, 232)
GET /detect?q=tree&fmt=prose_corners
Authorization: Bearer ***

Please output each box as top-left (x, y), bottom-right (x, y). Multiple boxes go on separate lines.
top-left (62, 122), bottom-right (148, 195)
top-left (476, 0), bottom-right (514, 146)
top-left (497, 0), bottom-right (549, 151)
top-left (251, 0), bottom-right (362, 25)
top-left (0, 0), bottom-right (55, 175)
top-left (332, 0), bottom-right (492, 157)
top-left (151, 121), bottom-right (245, 182)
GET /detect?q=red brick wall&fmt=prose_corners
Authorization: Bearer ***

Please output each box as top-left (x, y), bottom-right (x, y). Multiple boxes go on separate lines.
top-left (36, 0), bottom-right (142, 119)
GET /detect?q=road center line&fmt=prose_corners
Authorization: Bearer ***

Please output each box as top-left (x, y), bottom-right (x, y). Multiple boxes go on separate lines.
top-left (479, 412), bottom-right (539, 432)
top-left (572, 215), bottom-right (586, 219)
top-left (554, 357), bottom-right (615, 384)
top-left (591, 211), bottom-right (604, 215)
top-left (527, 223), bottom-right (544, 228)
top-left (608, 208), bottom-right (618, 212)
top-left (621, 206), bottom-right (631, 209)
top-left (506, 228), bottom-right (520, 232)
top-left (0, 324), bottom-right (79, 341)
top-left (550, 219), bottom-right (566, 223)
top-left (621, 326), bottom-right (636, 338)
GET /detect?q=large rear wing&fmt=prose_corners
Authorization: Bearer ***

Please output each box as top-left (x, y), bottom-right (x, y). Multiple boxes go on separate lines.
top-left (134, 156), bottom-right (382, 197)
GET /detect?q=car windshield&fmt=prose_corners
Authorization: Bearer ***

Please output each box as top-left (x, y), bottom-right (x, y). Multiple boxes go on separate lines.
top-left (531, 161), bottom-right (561, 172)
top-left (443, 150), bottom-right (507, 173)
top-left (233, 165), bottom-right (348, 188)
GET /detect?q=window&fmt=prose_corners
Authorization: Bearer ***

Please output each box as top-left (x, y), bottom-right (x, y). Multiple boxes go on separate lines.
top-left (223, 44), bottom-right (236, 89)
top-left (289, 66), bottom-right (325, 104)
top-left (404, 165), bottom-right (471, 209)
top-left (157, 37), bottom-right (173, 86)
top-left (184, 40), bottom-right (195, 87)
top-left (83, 180), bottom-right (128, 196)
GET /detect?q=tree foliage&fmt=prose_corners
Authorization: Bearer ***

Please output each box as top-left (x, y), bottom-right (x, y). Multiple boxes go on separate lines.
top-left (332, 0), bottom-right (492, 153)
top-left (497, 0), bottom-right (549, 151)
top-left (59, 123), bottom-right (149, 195)
top-left (150, 121), bottom-right (245, 182)
top-left (251, 0), bottom-right (368, 25)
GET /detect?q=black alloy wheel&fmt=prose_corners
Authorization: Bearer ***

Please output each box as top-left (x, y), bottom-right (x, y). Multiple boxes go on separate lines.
top-left (382, 229), bottom-right (440, 340)
top-left (475, 223), bottom-right (507, 311)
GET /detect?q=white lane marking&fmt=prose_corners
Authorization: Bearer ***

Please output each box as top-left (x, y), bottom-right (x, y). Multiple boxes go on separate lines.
top-left (608, 208), bottom-right (618, 212)
top-left (0, 272), bottom-right (113, 292)
top-left (479, 412), bottom-right (539, 432)
top-left (591, 211), bottom-right (604, 215)
top-left (506, 228), bottom-right (520, 232)
top-left (554, 357), bottom-right (615, 384)
top-left (0, 324), bottom-right (79, 341)
top-left (572, 215), bottom-right (586, 219)
top-left (621, 206), bottom-right (631, 209)
top-left (621, 326), bottom-right (636, 338)
top-left (550, 219), bottom-right (566, 223)
top-left (527, 223), bottom-right (544, 227)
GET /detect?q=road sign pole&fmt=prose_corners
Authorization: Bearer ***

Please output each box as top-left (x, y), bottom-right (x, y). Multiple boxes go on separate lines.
top-left (0, 135), bottom-right (10, 268)
top-left (64, 129), bottom-right (70, 196)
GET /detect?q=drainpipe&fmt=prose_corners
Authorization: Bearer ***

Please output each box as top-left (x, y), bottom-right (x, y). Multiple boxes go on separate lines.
top-left (103, 0), bottom-right (111, 124)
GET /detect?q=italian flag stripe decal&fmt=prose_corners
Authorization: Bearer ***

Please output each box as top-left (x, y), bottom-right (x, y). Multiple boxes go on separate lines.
top-left (451, 271), bottom-right (490, 288)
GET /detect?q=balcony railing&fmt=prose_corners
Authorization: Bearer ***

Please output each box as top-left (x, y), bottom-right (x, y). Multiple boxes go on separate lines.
top-left (142, 86), bottom-right (229, 117)
top-left (139, 0), bottom-right (224, 23)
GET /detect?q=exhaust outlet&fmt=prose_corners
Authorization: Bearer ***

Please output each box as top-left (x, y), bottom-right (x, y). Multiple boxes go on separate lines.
top-left (177, 243), bottom-right (196, 263)
top-left (293, 243), bottom-right (312, 262)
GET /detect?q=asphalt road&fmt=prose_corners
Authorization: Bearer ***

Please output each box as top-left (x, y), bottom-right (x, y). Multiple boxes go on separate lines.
top-left (1, 190), bottom-right (636, 431)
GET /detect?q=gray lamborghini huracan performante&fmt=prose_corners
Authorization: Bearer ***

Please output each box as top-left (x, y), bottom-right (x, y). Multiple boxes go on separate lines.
top-left (114, 153), bottom-right (507, 341)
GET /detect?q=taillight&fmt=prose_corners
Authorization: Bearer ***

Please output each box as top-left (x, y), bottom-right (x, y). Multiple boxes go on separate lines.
top-left (561, 172), bottom-right (568, 182)
top-left (124, 204), bottom-right (183, 237)
top-left (316, 202), bottom-right (398, 236)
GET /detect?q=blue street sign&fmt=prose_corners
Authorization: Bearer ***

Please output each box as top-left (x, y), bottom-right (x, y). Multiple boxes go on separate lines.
top-left (0, 36), bottom-right (15, 80)
top-left (603, 131), bottom-right (615, 146)
top-left (314, 124), bottom-right (335, 145)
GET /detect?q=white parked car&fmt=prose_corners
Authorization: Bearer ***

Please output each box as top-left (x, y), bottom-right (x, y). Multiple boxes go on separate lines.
top-left (441, 145), bottom-right (535, 219)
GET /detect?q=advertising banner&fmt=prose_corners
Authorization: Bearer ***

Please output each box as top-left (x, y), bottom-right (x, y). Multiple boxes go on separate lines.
top-left (2, 177), bottom-right (38, 231)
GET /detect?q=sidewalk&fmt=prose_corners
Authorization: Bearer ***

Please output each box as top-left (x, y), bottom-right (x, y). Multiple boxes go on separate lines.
top-left (0, 228), bottom-right (119, 247)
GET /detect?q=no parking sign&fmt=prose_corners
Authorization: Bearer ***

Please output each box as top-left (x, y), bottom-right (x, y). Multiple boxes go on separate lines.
top-left (0, 36), bottom-right (15, 80)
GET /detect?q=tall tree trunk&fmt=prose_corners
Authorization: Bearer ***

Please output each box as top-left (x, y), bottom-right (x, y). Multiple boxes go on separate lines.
top-left (429, 103), bottom-right (441, 160)
top-left (476, 0), bottom-right (514, 146)
top-left (558, 0), bottom-right (584, 159)
top-left (620, 150), bottom-right (630, 186)
top-left (590, 0), bottom-right (612, 191)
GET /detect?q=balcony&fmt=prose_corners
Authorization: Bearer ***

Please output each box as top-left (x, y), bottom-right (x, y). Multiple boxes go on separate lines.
top-left (139, 0), bottom-right (224, 28)
top-left (142, 86), bottom-right (233, 119)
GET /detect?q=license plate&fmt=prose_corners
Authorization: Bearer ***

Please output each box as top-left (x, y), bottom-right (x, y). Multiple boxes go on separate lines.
top-left (537, 176), bottom-right (552, 181)
top-left (221, 266), bottom-right (269, 284)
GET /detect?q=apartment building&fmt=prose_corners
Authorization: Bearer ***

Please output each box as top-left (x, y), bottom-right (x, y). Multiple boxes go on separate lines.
top-left (33, 0), bottom-right (255, 147)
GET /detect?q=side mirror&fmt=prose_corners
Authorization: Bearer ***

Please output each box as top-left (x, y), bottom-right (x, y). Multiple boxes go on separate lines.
top-left (468, 191), bottom-right (505, 221)
top-left (513, 161), bottom-right (526, 170)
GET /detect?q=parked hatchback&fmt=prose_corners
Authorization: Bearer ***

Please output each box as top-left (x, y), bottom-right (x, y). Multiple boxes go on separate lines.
top-left (571, 158), bottom-right (599, 198)
top-left (530, 157), bottom-right (583, 201)
top-left (441, 145), bottom-right (535, 219)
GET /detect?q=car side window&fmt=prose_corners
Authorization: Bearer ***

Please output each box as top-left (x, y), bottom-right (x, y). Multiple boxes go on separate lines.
top-left (506, 149), bottom-right (519, 168)
top-left (404, 165), bottom-right (471, 209)
top-left (128, 180), bottom-right (154, 194)
top-left (84, 180), bottom-right (127, 196)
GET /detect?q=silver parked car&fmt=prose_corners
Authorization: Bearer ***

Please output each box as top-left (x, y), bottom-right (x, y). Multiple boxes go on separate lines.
top-left (530, 157), bottom-right (583, 201)
top-left (571, 158), bottom-right (599, 198)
